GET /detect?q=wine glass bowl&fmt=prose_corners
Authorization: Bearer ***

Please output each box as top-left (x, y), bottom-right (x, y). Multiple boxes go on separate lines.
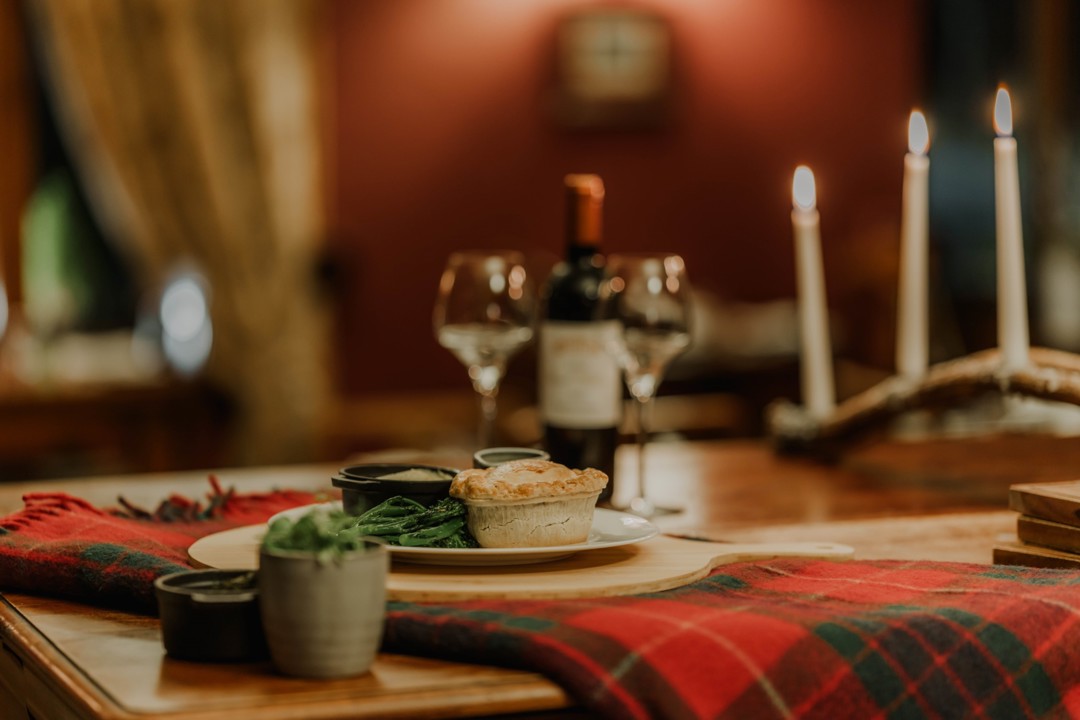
top-left (433, 251), bottom-right (536, 448)
top-left (600, 253), bottom-right (692, 518)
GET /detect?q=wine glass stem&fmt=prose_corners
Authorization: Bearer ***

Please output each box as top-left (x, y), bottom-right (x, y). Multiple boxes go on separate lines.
top-left (478, 388), bottom-right (498, 449)
top-left (635, 394), bottom-right (653, 501)
top-left (469, 363), bottom-right (504, 449)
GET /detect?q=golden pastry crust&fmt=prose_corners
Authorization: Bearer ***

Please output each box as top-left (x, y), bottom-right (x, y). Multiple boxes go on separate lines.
top-left (450, 459), bottom-right (608, 504)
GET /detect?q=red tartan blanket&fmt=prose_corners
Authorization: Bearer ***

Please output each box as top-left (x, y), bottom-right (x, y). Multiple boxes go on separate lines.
top-left (3, 489), bottom-right (1080, 718)
top-left (0, 477), bottom-right (319, 612)
top-left (385, 560), bottom-right (1080, 718)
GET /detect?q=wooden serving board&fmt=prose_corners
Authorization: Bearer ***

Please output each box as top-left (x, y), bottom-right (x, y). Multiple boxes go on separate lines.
top-left (1016, 515), bottom-right (1080, 554)
top-left (993, 540), bottom-right (1080, 570)
top-left (1009, 480), bottom-right (1080, 528)
top-left (188, 524), bottom-right (853, 602)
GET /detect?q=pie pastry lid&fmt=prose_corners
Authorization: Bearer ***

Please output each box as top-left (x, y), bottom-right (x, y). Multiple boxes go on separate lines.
top-left (450, 459), bottom-right (609, 502)
top-left (460, 490), bottom-right (601, 508)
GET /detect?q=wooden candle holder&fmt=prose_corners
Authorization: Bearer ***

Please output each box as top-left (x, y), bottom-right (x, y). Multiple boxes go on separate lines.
top-left (767, 347), bottom-right (1080, 455)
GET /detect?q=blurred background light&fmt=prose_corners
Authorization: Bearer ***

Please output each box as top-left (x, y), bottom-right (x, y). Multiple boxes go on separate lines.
top-left (0, 281), bottom-right (8, 342)
top-left (159, 272), bottom-right (212, 376)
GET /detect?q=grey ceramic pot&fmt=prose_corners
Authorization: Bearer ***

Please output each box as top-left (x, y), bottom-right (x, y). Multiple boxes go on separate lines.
top-left (258, 540), bottom-right (388, 678)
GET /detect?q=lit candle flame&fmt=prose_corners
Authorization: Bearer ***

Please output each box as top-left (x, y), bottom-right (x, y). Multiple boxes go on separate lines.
top-left (793, 166), bottom-right (816, 211)
top-left (908, 110), bottom-right (929, 155)
top-left (994, 86), bottom-right (1013, 137)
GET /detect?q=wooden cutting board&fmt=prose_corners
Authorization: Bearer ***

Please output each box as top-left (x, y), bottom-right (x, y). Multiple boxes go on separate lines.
top-left (1009, 480), bottom-right (1080, 528)
top-left (188, 524), bottom-right (853, 602)
top-left (1016, 515), bottom-right (1080, 554)
top-left (993, 540), bottom-right (1080, 570)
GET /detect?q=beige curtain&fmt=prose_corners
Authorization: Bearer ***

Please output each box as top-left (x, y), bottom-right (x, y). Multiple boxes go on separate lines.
top-left (30, 0), bottom-right (331, 464)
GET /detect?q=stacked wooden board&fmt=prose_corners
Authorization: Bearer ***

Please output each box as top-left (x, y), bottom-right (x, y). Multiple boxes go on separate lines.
top-left (995, 480), bottom-right (1080, 568)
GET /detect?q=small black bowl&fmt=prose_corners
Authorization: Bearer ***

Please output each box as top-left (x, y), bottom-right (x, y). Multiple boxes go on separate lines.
top-left (155, 569), bottom-right (267, 662)
top-left (332, 463), bottom-right (460, 516)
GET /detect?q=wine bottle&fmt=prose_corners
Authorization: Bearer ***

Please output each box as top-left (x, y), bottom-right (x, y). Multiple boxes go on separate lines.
top-left (539, 174), bottom-right (621, 502)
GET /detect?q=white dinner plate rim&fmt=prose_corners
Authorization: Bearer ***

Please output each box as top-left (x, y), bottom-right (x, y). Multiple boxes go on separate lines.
top-left (267, 501), bottom-right (658, 560)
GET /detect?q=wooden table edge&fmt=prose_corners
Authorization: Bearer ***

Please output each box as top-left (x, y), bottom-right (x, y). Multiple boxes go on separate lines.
top-left (2, 593), bottom-right (125, 719)
top-left (0, 593), bottom-right (576, 720)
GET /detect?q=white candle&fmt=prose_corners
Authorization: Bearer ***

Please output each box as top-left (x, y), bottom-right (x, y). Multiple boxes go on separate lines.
top-left (791, 166), bottom-right (835, 419)
top-left (896, 110), bottom-right (930, 380)
top-left (993, 86), bottom-right (1029, 371)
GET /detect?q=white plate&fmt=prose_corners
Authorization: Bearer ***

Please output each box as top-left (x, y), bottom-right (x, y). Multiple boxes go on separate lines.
top-left (268, 502), bottom-right (658, 566)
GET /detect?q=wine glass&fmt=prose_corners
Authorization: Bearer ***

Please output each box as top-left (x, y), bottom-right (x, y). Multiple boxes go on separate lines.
top-left (433, 251), bottom-right (536, 449)
top-left (600, 253), bottom-right (692, 518)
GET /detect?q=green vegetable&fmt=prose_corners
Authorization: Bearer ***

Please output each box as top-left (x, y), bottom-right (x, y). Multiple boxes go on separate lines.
top-left (262, 496), bottom-right (479, 556)
top-left (345, 496), bottom-right (478, 548)
top-left (262, 509), bottom-right (373, 563)
top-left (360, 496), bottom-right (427, 518)
top-left (398, 518), bottom-right (465, 546)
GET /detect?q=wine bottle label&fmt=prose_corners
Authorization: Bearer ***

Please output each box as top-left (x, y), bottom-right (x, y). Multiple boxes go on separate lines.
top-left (539, 320), bottom-right (622, 428)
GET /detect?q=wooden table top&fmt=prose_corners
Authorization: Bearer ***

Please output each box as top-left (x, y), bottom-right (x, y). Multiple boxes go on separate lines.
top-left (2, 435), bottom-right (1078, 719)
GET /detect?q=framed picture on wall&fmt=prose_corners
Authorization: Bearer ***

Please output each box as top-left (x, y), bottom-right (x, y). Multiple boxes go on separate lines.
top-left (555, 8), bottom-right (671, 129)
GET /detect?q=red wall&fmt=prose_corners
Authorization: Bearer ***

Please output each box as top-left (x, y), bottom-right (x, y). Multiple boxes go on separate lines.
top-left (330, 0), bottom-right (923, 395)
